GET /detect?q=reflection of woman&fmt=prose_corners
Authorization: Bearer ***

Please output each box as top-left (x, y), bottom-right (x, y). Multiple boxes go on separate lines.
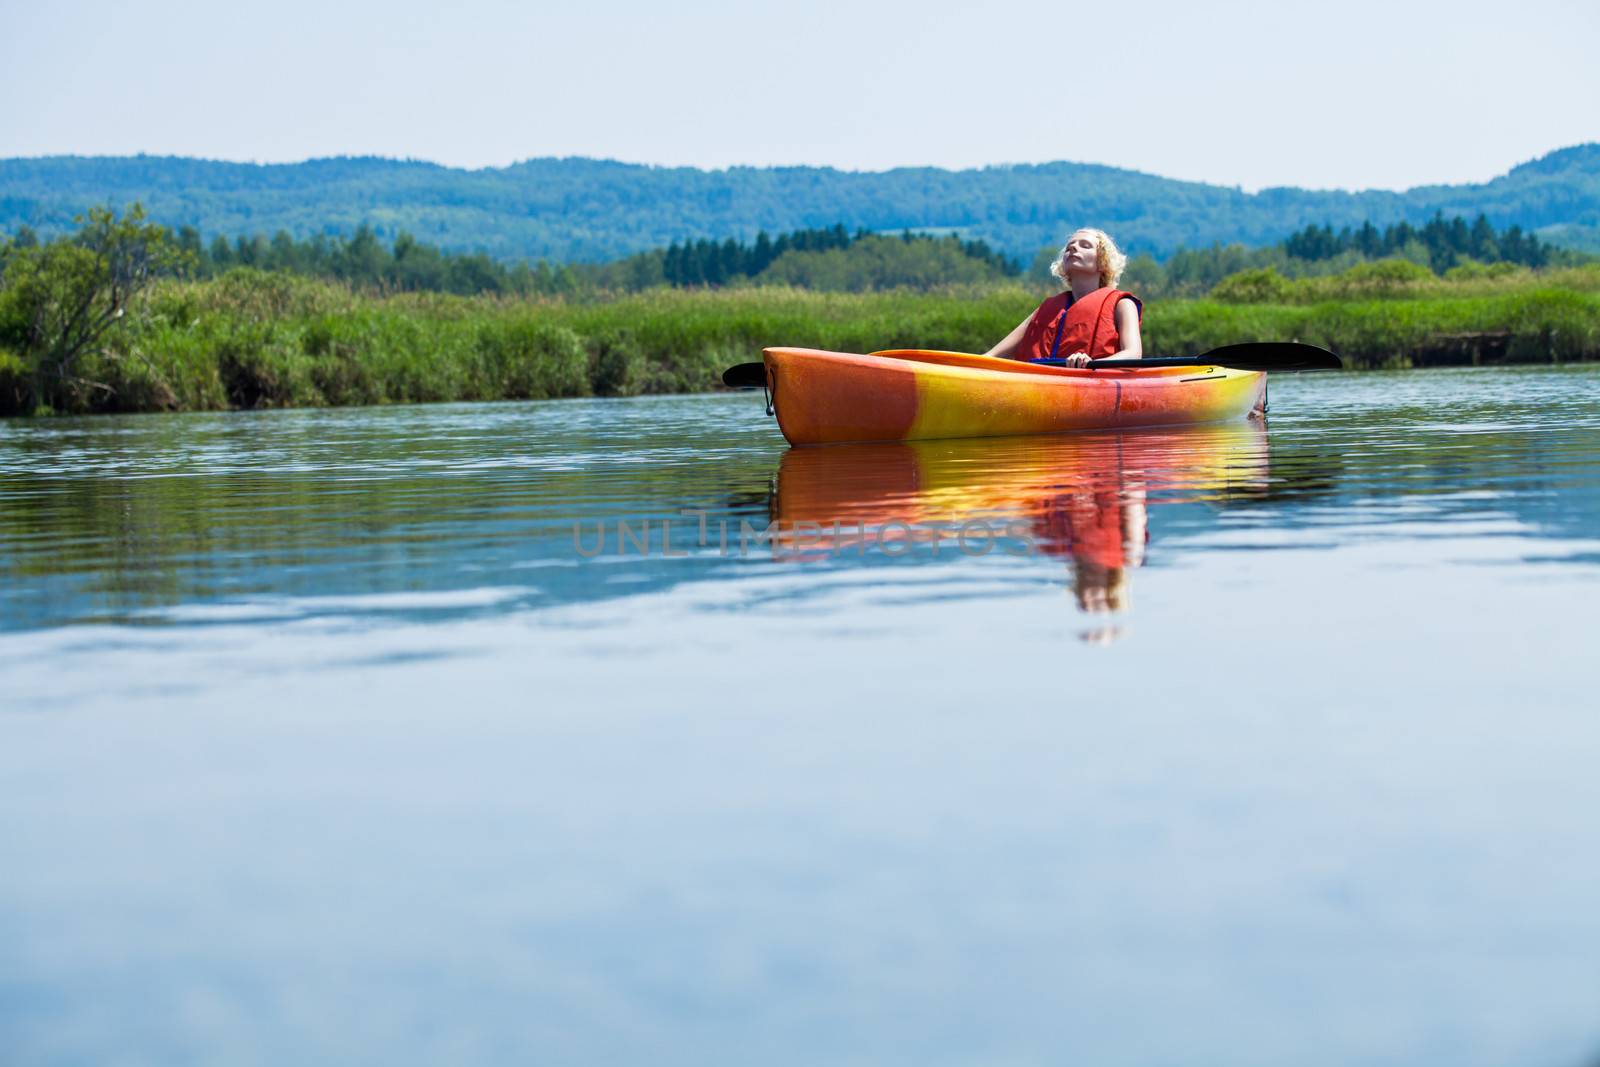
top-left (1033, 476), bottom-right (1148, 613)
top-left (983, 228), bottom-right (1143, 368)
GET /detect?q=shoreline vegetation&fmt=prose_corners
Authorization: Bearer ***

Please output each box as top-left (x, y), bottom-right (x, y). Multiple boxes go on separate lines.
top-left (3, 209), bottom-right (1599, 417)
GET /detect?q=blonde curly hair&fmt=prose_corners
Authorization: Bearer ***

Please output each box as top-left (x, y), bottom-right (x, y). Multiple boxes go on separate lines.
top-left (1049, 228), bottom-right (1127, 290)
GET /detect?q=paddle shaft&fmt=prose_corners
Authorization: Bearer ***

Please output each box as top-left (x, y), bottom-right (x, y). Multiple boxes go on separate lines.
top-left (1035, 342), bottom-right (1341, 372)
top-left (1036, 355), bottom-right (1329, 371)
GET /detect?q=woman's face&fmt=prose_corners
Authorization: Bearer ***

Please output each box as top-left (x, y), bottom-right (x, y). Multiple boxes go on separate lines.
top-left (1063, 231), bottom-right (1100, 278)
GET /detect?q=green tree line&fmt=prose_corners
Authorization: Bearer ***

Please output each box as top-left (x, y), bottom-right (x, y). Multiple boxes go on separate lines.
top-left (4, 219), bottom-right (1017, 296)
top-left (1120, 213), bottom-right (1586, 299)
top-left (660, 225), bottom-right (1013, 286)
top-left (1282, 214), bottom-right (1550, 270)
top-left (11, 208), bottom-right (1576, 303)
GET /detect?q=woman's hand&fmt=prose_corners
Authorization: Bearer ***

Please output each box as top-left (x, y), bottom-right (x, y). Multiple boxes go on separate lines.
top-left (1063, 353), bottom-right (1093, 367)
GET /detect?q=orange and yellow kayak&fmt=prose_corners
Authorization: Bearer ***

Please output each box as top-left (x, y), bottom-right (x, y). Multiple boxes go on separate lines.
top-left (763, 347), bottom-right (1267, 446)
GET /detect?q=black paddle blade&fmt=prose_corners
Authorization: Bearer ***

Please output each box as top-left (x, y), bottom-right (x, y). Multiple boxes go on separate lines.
top-left (722, 362), bottom-right (766, 388)
top-left (1192, 342), bottom-right (1343, 371)
top-left (1037, 342), bottom-right (1342, 372)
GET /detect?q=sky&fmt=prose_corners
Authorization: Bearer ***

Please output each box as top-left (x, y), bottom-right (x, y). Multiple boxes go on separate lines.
top-left (3, 0), bottom-right (1598, 192)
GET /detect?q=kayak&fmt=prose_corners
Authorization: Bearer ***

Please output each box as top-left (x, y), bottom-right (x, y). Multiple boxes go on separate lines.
top-left (762, 347), bottom-right (1267, 446)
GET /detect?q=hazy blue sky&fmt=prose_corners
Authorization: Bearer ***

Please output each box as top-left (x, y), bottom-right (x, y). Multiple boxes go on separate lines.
top-left (3, 0), bottom-right (1597, 191)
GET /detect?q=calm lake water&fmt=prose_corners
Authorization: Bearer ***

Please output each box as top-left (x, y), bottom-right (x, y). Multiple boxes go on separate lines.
top-left (3, 365), bottom-right (1599, 1067)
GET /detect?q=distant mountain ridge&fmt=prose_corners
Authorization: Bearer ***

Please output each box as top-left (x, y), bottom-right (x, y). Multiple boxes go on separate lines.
top-left (2, 146), bottom-right (1598, 263)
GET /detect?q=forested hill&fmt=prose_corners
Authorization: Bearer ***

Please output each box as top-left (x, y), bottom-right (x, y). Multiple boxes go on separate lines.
top-left (3, 145), bottom-right (1599, 263)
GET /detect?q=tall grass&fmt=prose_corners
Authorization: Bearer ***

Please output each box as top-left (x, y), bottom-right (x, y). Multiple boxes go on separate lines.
top-left (4, 268), bottom-right (1598, 415)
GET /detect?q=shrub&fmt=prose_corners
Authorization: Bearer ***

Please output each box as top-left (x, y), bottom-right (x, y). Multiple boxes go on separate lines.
top-left (589, 331), bottom-right (647, 396)
top-left (1211, 268), bottom-right (1296, 304)
top-left (476, 319), bottom-right (589, 399)
top-left (1307, 258), bottom-right (1436, 301)
top-left (1444, 259), bottom-right (1525, 282)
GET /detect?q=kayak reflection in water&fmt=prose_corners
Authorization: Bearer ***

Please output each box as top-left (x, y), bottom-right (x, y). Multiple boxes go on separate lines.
top-left (983, 227), bottom-right (1143, 368)
top-left (769, 423), bottom-right (1270, 635)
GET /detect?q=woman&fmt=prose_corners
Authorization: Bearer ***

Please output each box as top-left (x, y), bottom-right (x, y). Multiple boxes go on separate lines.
top-left (984, 228), bottom-right (1142, 367)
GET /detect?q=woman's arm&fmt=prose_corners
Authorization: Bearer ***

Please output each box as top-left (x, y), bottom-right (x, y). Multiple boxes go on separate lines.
top-left (1112, 298), bottom-right (1142, 358)
top-left (982, 313), bottom-right (1033, 360)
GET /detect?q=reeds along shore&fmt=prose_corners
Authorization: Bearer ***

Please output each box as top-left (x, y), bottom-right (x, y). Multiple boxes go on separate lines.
top-left (4, 266), bottom-right (1600, 416)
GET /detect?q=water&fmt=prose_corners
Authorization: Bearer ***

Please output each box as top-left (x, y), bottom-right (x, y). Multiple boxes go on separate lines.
top-left (3, 365), bottom-right (1598, 1066)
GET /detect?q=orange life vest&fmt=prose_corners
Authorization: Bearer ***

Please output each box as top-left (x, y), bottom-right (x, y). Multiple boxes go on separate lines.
top-left (1016, 287), bottom-right (1142, 362)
